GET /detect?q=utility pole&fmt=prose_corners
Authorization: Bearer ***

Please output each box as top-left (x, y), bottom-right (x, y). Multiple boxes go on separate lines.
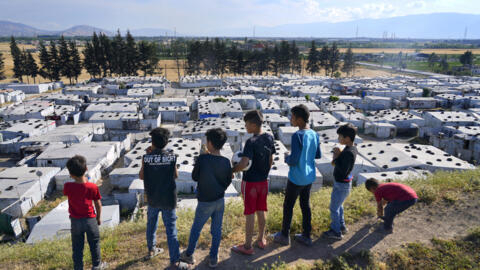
top-left (174, 27), bottom-right (181, 82)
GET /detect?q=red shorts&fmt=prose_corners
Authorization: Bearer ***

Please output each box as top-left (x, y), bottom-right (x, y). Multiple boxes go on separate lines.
top-left (241, 180), bottom-right (268, 215)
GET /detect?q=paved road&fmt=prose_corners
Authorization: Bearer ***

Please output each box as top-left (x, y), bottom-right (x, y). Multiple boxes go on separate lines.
top-left (358, 62), bottom-right (453, 78)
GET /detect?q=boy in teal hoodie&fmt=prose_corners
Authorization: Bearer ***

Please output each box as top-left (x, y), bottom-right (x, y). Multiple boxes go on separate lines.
top-left (272, 104), bottom-right (321, 246)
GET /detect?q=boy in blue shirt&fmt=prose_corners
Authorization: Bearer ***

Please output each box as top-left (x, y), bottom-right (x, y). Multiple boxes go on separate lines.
top-left (273, 104), bottom-right (321, 246)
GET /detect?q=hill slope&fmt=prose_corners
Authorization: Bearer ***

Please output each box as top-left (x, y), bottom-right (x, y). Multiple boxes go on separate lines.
top-left (0, 21), bottom-right (112, 37)
top-left (213, 13), bottom-right (480, 39)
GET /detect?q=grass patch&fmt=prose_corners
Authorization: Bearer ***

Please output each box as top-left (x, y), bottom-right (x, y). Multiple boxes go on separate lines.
top-left (26, 191), bottom-right (66, 217)
top-left (1, 169), bottom-right (479, 269)
top-left (261, 228), bottom-right (480, 270)
top-left (387, 227), bottom-right (480, 269)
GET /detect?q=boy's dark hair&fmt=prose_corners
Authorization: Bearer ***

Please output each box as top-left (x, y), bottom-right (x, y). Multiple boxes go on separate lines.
top-left (365, 178), bottom-right (380, 190)
top-left (206, 128), bottom-right (227, 150)
top-left (243, 110), bottom-right (263, 126)
top-left (149, 127), bottom-right (170, 149)
top-left (66, 155), bottom-right (87, 177)
top-left (291, 104), bottom-right (310, 122)
top-left (337, 123), bottom-right (357, 142)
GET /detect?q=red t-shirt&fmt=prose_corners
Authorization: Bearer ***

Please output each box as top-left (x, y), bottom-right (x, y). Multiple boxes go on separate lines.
top-left (374, 182), bottom-right (418, 202)
top-left (63, 182), bottom-right (101, 218)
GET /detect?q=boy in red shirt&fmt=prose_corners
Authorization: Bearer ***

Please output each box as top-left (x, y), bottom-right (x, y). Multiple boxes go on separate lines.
top-left (365, 178), bottom-right (418, 233)
top-left (64, 155), bottom-right (106, 270)
top-left (231, 110), bottom-right (276, 255)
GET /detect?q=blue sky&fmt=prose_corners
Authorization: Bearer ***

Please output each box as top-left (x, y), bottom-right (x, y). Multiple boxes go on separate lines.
top-left (0, 0), bottom-right (478, 35)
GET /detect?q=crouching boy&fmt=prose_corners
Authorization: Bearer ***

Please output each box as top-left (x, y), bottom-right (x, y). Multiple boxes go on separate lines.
top-left (365, 178), bottom-right (418, 233)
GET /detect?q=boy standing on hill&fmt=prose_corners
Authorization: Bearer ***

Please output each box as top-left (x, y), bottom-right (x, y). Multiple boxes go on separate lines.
top-left (323, 124), bottom-right (358, 240)
top-left (64, 155), bottom-right (106, 270)
top-left (365, 179), bottom-right (418, 233)
top-left (272, 104), bottom-right (321, 246)
top-left (139, 128), bottom-right (189, 269)
top-left (180, 128), bottom-right (232, 268)
top-left (231, 110), bottom-right (276, 255)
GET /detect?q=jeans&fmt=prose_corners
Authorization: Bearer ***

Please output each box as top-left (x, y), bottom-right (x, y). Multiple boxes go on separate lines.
top-left (329, 181), bottom-right (352, 234)
top-left (186, 198), bottom-right (225, 259)
top-left (281, 180), bottom-right (312, 238)
top-left (146, 206), bottom-right (180, 263)
top-left (383, 199), bottom-right (417, 229)
top-left (70, 217), bottom-right (101, 270)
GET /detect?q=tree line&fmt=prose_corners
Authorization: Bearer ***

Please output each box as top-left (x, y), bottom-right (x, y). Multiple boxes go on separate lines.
top-left (306, 41), bottom-right (355, 77)
top-left (9, 31), bottom-right (161, 84)
top-left (185, 39), bottom-right (301, 76)
top-left (82, 31), bottom-right (160, 79)
top-left (5, 35), bottom-right (358, 84)
top-left (185, 39), bottom-right (355, 77)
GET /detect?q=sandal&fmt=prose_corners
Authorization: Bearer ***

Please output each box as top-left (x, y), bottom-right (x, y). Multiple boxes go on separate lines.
top-left (255, 239), bottom-right (267, 249)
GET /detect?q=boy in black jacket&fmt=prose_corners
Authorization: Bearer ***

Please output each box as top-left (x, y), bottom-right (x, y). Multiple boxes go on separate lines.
top-left (180, 128), bottom-right (232, 268)
top-left (322, 124), bottom-right (357, 240)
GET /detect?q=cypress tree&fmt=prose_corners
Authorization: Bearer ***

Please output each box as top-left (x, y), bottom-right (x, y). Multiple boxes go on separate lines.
top-left (69, 41), bottom-right (82, 83)
top-left (99, 33), bottom-right (112, 77)
top-left (26, 51), bottom-right (38, 84)
top-left (21, 50), bottom-right (28, 83)
top-left (202, 38), bottom-right (215, 75)
top-left (279, 41), bottom-right (290, 74)
top-left (10, 36), bottom-right (24, 82)
top-left (328, 43), bottom-right (341, 76)
top-left (58, 35), bottom-right (71, 83)
top-left (306, 41), bottom-right (320, 75)
top-left (213, 38), bottom-right (227, 76)
top-left (0, 52), bottom-right (5, 80)
top-left (319, 44), bottom-right (330, 76)
top-left (290, 41), bottom-right (301, 74)
top-left (138, 41), bottom-right (160, 77)
top-left (186, 41), bottom-right (202, 75)
top-left (49, 42), bottom-right (61, 81)
top-left (38, 41), bottom-right (51, 80)
top-left (235, 50), bottom-right (245, 75)
top-left (258, 47), bottom-right (271, 75)
top-left (111, 30), bottom-right (126, 76)
top-left (342, 45), bottom-right (355, 76)
top-left (91, 32), bottom-right (103, 76)
top-left (83, 41), bottom-right (100, 78)
top-left (272, 44), bottom-right (280, 76)
top-left (124, 30), bottom-right (138, 75)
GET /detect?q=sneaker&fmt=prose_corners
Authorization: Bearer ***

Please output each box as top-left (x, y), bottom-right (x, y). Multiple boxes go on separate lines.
top-left (231, 244), bottom-right (254, 255)
top-left (208, 257), bottom-right (218, 268)
top-left (272, 232), bottom-right (290, 246)
top-left (322, 229), bottom-right (343, 240)
top-left (180, 251), bottom-right (195, 264)
top-left (294, 234), bottom-right (312, 246)
top-left (91, 262), bottom-right (108, 270)
top-left (147, 247), bottom-right (164, 260)
top-left (341, 226), bottom-right (349, 235)
top-left (169, 261), bottom-right (190, 270)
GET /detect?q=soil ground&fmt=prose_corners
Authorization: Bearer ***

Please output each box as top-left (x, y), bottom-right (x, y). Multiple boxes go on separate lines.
top-left (107, 193), bottom-right (480, 269)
